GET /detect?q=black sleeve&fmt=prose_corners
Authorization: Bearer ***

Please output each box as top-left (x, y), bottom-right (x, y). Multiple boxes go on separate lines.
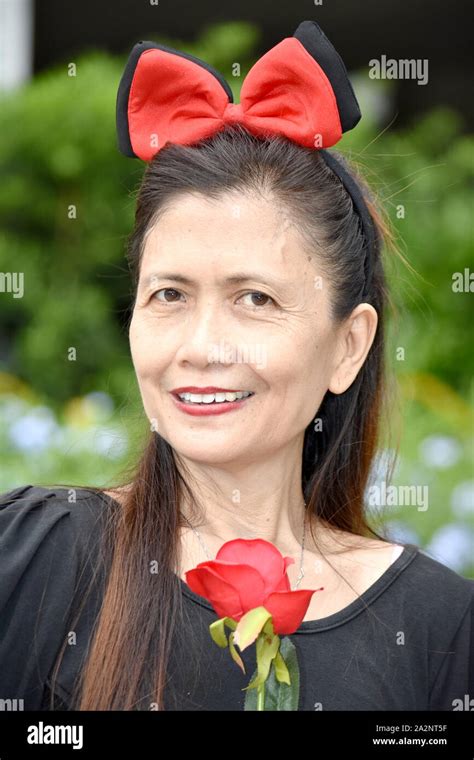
top-left (428, 581), bottom-right (474, 710)
top-left (0, 484), bottom-right (96, 710)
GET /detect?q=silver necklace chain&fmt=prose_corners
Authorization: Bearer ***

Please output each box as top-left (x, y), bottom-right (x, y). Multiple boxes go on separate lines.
top-left (181, 507), bottom-right (307, 590)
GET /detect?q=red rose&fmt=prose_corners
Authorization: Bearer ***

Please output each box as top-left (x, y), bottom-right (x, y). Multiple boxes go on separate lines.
top-left (185, 537), bottom-right (323, 635)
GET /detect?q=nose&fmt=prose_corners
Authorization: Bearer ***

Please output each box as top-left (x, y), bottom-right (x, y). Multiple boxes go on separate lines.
top-left (174, 300), bottom-right (230, 368)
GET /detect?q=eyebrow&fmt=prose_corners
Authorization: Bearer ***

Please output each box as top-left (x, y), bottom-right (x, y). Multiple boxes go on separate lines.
top-left (141, 271), bottom-right (288, 289)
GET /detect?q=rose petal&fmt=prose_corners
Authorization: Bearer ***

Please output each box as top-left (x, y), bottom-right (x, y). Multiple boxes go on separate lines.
top-left (203, 561), bottom-right (267, 610)
top-left (185, 566), bottom-right (243, 620)
top-left (273, 556), bottom-right (295, 593)
top-left (185, 561), bottom-right (266, 617)
top-left (215, 538), bottom-right (290, 595)
top-left (263, 587), bottom-right (324, 634)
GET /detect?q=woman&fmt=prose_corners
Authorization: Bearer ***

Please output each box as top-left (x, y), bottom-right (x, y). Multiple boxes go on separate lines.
top-left (0, 22), bottom-right (472, 712)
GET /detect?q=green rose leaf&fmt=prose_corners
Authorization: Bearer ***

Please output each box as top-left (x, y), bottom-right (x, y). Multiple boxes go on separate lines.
top-left (233, 606), bottom-right (272, 651)
top-left (244, 636), bottom-right (300, 711)
top-left (273, 650), bottom-right (291, 685)
top-left (229, 631), bottom-right (246, 674)
top-left (243, 630), bottom-right (280, 691)
top-left (209, 616), bottom-right (237, 648)
top-left (209, 618), bottom-right (229, 648)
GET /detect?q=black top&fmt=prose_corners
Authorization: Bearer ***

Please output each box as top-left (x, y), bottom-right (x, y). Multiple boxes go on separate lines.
top-left (0, 484), bottom-right (473, 711)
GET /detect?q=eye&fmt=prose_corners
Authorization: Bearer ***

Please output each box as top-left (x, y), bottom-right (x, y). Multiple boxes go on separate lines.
top-left (148, 288), bottom-right (276, 308)
top-left (239, 291), bottom-right (275, 308)
top-left (151, 288), bottom-right (184, 303)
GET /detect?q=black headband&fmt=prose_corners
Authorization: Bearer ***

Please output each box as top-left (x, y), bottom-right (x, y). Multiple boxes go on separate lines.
top-left (320, 149), bottom-right (379, 299)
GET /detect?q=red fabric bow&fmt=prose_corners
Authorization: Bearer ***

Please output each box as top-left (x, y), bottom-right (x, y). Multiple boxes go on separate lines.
top-left (126, 37), bottom-right (343, 162)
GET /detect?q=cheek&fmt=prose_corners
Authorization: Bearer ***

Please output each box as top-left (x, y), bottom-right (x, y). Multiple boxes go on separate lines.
top-left (129, 316), bottom-right (158, 378)
top-left (130, 319), bottom-right (175, 394)
top-left (128, 316), bottom-right (145, 370)
top-left (279, 335), bottom-right (332, 408)
top-left (130, 311), bottom-right (158, 353)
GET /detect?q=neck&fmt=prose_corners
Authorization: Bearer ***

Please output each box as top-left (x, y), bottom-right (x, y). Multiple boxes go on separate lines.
top-left (176, 446), bottom-right (312, 555)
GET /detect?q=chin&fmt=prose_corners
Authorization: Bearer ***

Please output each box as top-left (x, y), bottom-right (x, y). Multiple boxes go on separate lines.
top-left (170, 440), bottom-right (252, 465)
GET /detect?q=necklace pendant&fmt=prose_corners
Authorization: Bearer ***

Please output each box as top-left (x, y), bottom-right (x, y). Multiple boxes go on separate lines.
top-left (295, 565), bottom-right (305, 589)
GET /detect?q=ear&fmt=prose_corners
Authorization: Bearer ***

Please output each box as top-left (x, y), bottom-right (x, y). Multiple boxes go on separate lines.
top-left (328, 303), bottom-right (378, 394)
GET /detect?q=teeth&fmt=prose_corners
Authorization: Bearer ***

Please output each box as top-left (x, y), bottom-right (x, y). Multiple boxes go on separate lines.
top-left (178, 391), bottom-right (253, 404)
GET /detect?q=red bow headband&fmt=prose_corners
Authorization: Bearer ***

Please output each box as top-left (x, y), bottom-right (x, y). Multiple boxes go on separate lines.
top-left (116, 20), bottom-right (378, 297)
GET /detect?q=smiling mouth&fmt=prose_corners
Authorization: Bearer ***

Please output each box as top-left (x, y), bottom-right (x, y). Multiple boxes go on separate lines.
top-left (174, 391), bottom-right (255, 405)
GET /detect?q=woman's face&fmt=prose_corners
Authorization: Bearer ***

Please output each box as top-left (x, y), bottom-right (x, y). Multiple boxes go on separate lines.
top-left (129, 192), bottom-right (375, 465)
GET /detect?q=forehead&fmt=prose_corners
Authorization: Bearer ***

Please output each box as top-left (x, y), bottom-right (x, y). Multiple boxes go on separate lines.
top-left (139, 193), bottom-right (315, 281)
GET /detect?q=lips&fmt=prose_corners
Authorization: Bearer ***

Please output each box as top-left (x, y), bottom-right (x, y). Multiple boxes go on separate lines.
top-left (171, 386), bottom-right (251, 396)
top-left (170, 389), bottom-right (254, 416)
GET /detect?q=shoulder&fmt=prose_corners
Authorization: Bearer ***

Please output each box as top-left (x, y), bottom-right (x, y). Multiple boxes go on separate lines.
top-left (0, 484), bottom-right (112, 708)
top-left (406, 543), bottom-right (473, 613)
top-left (0, 481), bottom-right (109, 523)
top-left (340, 534), bottom-right (473, 632)
top-left (0, 482), bottom-right (113, 600)
top-left (367, 539), bottom-right (474, 629)
top-left (406, 548), bottom-right (474, 708)
top-left (359, 539), bottom-right (473, 708)
top-left (398, 544), bottom-right (473, 701)
top-left (0, 482), bottom-right (115, 627)
top-left (345, 533), bottom-right (473, 613)
top-left (0, 483), bottom-right (111, 567)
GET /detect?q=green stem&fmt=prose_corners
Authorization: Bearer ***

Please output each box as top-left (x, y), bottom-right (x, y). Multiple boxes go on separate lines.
top-left (257, 681), bottom-right (265, 711)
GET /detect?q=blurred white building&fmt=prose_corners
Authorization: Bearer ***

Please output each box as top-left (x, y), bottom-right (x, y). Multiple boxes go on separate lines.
top-left (0, 0), bottom-right (34, 91)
